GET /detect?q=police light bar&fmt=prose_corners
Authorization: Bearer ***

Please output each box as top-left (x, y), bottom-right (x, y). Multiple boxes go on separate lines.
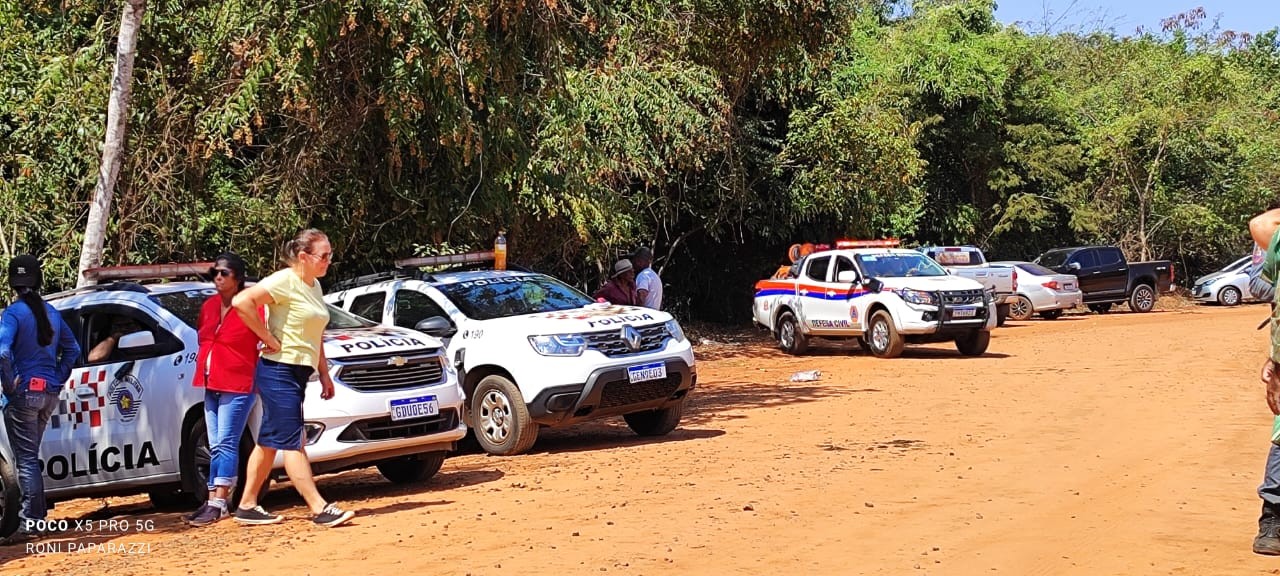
top-left (395, 251), bottom-right (495, 269)
top-left (834, 239), bottom-right (901, 249)
top-left (82, 262), bottom-right (217, 282)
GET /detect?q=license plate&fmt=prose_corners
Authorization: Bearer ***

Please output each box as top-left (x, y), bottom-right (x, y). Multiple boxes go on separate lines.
top-left (627, 362), bottom-right (667, 384)
top-left (1064, 283), bottom-right (1076, 291)
top-left (952, 307), bottom-right (977, 318)
top-left (389, 395), bottom-right (439, 421)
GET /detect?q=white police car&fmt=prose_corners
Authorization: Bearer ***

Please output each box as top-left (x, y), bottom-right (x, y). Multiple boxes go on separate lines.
top-left (0, 264), bottom-right (466, 536)
top-left (326, 253), bottom-right (697, 456)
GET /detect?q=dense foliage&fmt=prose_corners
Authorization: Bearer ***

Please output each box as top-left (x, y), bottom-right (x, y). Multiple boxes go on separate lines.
top-left (2, 0), bottom-right (1278, 321)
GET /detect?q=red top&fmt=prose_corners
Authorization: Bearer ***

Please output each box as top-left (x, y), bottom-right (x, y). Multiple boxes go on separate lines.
top-left (192, 296), bottom-right (264, 394)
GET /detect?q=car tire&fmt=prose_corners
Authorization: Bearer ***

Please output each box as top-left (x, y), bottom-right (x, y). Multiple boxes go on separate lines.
top-left (996, 304), bottom-right (1010, 327)
top-left (377, 452), bottom-right (446, 484)
top-left (1218, 286), bottom-right (1242, 307)
top-left (1039, 309), bottom-right (1064, 320)
top-left (1088, 303), bottom-right (1112, 314)
top-left (624, 400), bottom-right (686, 437)
top-left (0, 453), bottom-right (20, 539)
top-left (866, 310), bottom-right (904, 359)
top-left (776, 312), bottom-right (809, 355)
top-left (1129, 284), bottom-right (1156, 313)
top-left (473, 375), bottom-right (538, 456)
top-left (1007, 296), bottom-right (1035, 321)
top-left (955, 330), bottom-right (991, 356)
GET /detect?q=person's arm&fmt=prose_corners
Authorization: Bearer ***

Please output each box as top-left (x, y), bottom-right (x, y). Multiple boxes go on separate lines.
top-left (231, 285), bottom-right (280, 354)
top-left (1251, 209), bottom-right (1280, 250)
top-left (635, 273), bottom-right (651, 305)
top-left (86, 332), bottom-right (119, 363)
top-left (55, 315), bottom-right (81, 385)
top-left (0, 309), bottom-right (17, 392)
top-left (316, 343), bottom-right (335, 400)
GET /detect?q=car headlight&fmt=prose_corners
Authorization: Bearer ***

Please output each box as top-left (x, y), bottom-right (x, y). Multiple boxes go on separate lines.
top-left (528, 334), bottom-right (587, 356)
top-left (665, 319), bottom-right (686, 343)
top-left (899, 289), bottom-right (938, 306)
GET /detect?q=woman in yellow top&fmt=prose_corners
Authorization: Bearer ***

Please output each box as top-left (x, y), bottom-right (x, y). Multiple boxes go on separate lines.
top-left (229, 229), bottom-right (355, 528)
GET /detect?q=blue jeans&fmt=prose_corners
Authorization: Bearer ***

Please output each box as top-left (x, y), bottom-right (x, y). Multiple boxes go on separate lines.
top-left (4, 391), bottom-right (59, 525)
top-left (204, 389), bottom-right (255, 491)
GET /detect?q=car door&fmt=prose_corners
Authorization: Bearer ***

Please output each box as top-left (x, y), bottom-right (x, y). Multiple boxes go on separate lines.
top-left (1093, 247), bottom-right (1129, 297)
top-left (798, 255), bottom-right (842, 332)
top-left (1068, 249), bottom-right (1104, 297)
top-left (44, 302), bottom-right (186, 488)
top-left (391, 288), bottom-right (456, 343)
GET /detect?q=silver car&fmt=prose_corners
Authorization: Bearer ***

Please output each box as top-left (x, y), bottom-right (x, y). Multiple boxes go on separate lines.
top-left (990, 261), bottom-right (1083, 320)
top-left (1192, 255), bottom-right (1254, 306)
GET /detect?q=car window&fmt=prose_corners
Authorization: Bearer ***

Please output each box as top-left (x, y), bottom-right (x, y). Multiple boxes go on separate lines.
top-left (150, 288), bottom-right (216, 329)
top-left (834, 256), bottom-right (857, 279)
top-left (928, 248), bottom-right (982, 266)
top-left (1071, 250), bottom-right (1098, 269)
top-left (327, 304), bottom-right (378, 329)
top-left (394, 290), bottom-right (449, 329)
top-left (1036, 249), bottom-right (1074, 268)
top-left (80, 306), bottom-right (184, 365)
top-left (435, 275), bottom-right (594, 321)
top-left (855, 253), bottom-right (948, 278)
top-left (1015, 263), bottom-right (1058, 277)
top-left (806, 256), bottom-right (832, 282)
top-left (1097, 248), bottom-right (1124, 266)
top-left (349, 292), bottom-right (386, 322)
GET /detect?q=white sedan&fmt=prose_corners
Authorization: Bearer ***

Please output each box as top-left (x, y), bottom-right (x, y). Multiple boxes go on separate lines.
top-left (989, 261), bottom-right (1083, 320)
top-left (1192, 255), bottom-right (1255, 306)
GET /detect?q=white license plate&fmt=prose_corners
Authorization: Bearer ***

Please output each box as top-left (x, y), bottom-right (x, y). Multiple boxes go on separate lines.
top-left (952, 307), bottom-right (977, 318)
top-left (1064, 283), bottom-right (1076, 291)
top-left (389, 395), bottom-right (439, 421)
top-left (627, 362), bottom-right (667, 384)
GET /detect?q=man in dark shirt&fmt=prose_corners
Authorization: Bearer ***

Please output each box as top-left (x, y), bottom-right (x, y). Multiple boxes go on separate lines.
top-left (594, 260), bottom-right (638, 306)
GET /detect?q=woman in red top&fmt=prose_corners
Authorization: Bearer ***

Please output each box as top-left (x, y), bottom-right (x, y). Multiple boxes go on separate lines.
top-left (183, 253), bottom-right (262, 527)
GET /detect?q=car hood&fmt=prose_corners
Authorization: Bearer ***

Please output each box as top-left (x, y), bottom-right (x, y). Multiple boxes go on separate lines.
top-left (480, 303), bottom-right (673, 334)
top-left (876, 275), bottom-right (987, 293)
top-left (322, 325), bottom-right (444, 358)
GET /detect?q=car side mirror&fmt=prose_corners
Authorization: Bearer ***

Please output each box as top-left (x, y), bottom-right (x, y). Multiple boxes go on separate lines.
top-left (864, 277), bottom-right (884, 293)
top-left (117, 331), bottom-right (155, 350)
top-left (1067, 262), bottom-right (1081, 271)
top-left (836, 271), bottom-right (859, 284)
top-left (414, 316), bottom-right (457, 338)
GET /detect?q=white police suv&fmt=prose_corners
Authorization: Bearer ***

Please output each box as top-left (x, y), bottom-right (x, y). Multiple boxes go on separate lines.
top-left (0, 264), bottom-right (466, 537)
top-left (326, 253), bottom-right (697, 456)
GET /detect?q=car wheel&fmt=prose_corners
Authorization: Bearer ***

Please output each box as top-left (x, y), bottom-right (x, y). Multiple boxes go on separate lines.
top-left (624, 399), bottom-right (686, 436)
top-left (776, 312), bottom-right (809, 355)
top-left (1088, 303), bottom-right (1112, 314)
top-left (866, 311), bottom-right (904, 359)
top-left (1039, 309), bottom-right (1064, 320)
top-left (0, 453), bottom-right (20, 539)
top-left (955, 330), bottom-right (991, 356)
top-left (1129, 284), bottom-right (1156, 313)
top-left (377, 452), bottom-right (446, 484)
top-left (1218, 286), bottom-right (1242, 307)
top-left (1007, 296), bottom-right (1034, 321)
top-left (473, 375), bottom-right (538, 456)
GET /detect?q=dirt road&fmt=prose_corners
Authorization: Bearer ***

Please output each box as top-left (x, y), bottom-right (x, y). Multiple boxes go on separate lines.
top-left (2, 304), bottom-right (1278, 575)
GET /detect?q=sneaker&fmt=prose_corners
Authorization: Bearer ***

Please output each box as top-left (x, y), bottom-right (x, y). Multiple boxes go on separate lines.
top-left (234, 506), bottom-right (284, 526)
top-left (1256, 504), bottom-right (1280, 555)
top-left (186, 502), bottom-right (228, 527)
top-left (311, 503), bottom-right (355, 528)
top-left (182, 503), bottom-right (209, 524)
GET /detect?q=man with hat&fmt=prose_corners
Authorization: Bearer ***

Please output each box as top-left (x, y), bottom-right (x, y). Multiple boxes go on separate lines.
top-left (594, 259), bottom-right (639, 306)
top-left (0, 254), bottom-right (80, 540)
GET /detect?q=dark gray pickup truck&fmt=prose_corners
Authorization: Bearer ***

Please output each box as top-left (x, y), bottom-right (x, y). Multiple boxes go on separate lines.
top-left (1034, 246), bottom-right (1175, 313)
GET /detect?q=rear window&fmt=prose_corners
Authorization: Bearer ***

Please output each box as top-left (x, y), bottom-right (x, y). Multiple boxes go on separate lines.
top-left (1035, 249), bottom-right (1074, 268)
top-left (153, 287), bottom-right (375, 330)
top-left (927, 248), bottom-right (983, 266)
top-left (1015, 263), bottom-right (1058, 277)
top-left (435, 274), bottom-right (593, 321)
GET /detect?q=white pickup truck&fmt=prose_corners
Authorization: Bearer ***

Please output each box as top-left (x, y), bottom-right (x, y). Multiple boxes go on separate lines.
top-left (919, 246), bottom-right (1017, 326)
top-left (752, 242), bottom-right (996, 358)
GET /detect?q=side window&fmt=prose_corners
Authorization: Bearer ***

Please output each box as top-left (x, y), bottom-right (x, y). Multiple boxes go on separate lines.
top-left (81, 306), bottom-right (182, 365)
top-left (349, 292), bottom-right (387, 322)
top-left (834, 256), bottom-right (858, 280)
top-left (1097, 248), bottom-right (1124, 267)
top-left (1072, 250), bottom-right (1098, 269)
top-left (805, 256), bottom-right (832, 282)
top-left (394, 290), bottom-right (449, 330)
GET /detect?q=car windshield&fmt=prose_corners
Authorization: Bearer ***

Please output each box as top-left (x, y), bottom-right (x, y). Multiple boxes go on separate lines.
top-left (435, 274), bottom-right (594, 320)
top-left (1015, 263), bottom-right (1058, 277)
top-left (153, 287), bottom-right (375, 330)
top-left (1035, 249), bottom-right (1074, 268)
top-left (1222, 256), bottom-right (1251, 273)
top-left (927, 249), bottom-right (984, 266)
top-left (855, 253), bottom-right (947, 278)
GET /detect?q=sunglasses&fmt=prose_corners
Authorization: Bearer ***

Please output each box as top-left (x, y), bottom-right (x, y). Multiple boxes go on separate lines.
top-left (210, 267), bottom-right (235, 278)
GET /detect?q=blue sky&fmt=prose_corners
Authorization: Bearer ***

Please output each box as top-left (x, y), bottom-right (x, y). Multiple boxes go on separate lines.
top-left (994, 0), bottom-right (1280, 35)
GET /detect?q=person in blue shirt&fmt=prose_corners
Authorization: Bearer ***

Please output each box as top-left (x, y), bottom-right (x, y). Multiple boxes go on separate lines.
top-left (0, 254), bottom-right (80, 539)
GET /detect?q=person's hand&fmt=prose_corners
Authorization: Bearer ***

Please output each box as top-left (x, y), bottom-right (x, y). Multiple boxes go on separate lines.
top-left (1263, 359), bottom-right (1280, 415)
top-left (260, 335), bottom-right (281, 355)
top-left (320, 377), bottom-right (335, 400)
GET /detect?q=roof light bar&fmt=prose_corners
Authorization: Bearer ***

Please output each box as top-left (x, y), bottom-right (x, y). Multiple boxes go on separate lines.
top-left (834, 239), bottom-right (901, 249)
top-left (82, 262), bottom-right (216, 282)
top-left (394, 251), bottom-right (495, 269)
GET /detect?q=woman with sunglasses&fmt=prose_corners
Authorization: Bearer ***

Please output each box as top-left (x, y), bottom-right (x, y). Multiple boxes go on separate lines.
top-left (183, 253), bottom-right (261, 527)
top-left (230, 229), bottom-right (355, 528)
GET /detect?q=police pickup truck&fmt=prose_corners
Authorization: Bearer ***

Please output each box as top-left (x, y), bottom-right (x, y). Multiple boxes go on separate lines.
top-left (326, 252), bottom-right (697, 456)
top-left (0, 264), bottom-right (466, 537)
top-left (753, 240), bottom-right (997, 358)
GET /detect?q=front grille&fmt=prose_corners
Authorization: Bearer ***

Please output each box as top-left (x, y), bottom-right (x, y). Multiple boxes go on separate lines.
top-left (335, 353), bottom-right (445, 392)
top-left (941, 289), bottom-right (985, 306)
top-left (337, 409), bottom-right (459, 442)
top-left (598, 373), bottom-right (682, 410)
top-left (585, 324), bottom-right (669, 357)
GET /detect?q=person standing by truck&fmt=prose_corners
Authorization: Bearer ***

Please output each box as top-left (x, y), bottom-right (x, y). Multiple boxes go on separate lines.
top-left (231, 229), bottom-right (355, 528)
top-left (183, 253), bottom-right (262, 527)
top-left (0, 255), bottom-right (80, 540)
top-left (633, 247), bottom-right (664, 310)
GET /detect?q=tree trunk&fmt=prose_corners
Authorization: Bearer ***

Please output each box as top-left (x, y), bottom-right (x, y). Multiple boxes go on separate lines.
top-left (76, 0), bottom-right (147, 287)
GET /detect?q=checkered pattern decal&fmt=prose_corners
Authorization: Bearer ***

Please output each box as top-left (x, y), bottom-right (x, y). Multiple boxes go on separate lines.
top-left (51, 368), bottom-right (109, 429)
